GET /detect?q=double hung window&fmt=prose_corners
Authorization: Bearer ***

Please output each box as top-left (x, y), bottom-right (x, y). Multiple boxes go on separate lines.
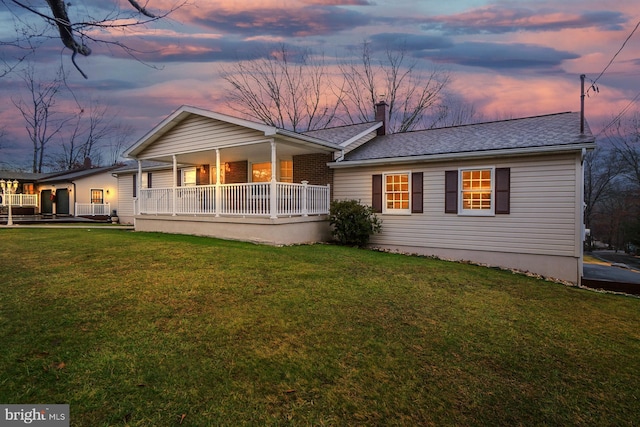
top-left (384, 172), bottom-right (410, 214)
top-left (372, 172), bottom-right (423, 214)
top-left (460, 168), bottom-right (493, 214)
top-left (445, 167), bottom-right (510, 215)
top-left (91, 189), bottom-right (104, 204)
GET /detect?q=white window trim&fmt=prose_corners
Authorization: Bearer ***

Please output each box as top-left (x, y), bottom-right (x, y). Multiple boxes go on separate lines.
top-left (182, 167), bottom-right (196, 187)
top-left (90, 188), bottom-right (104, 204)
top-left (458, 166), bottom-right (495, 216)
top-left (382, 171), bottom-right (411, 215)
top-left (249, 159), bottom-right (293, 183)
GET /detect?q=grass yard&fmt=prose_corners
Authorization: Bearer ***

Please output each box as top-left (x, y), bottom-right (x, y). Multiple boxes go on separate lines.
top-left (1, 228), bottom-right (639, 426)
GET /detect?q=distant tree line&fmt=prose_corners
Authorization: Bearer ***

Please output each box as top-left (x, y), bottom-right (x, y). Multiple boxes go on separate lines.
top-left (585, 112), bottom-right (640, 253)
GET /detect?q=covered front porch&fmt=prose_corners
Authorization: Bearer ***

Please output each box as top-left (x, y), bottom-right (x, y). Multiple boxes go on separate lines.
top-left (124, 106), bottom-right (341, 244)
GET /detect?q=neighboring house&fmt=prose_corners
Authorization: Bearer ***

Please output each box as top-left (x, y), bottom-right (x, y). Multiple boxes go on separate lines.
top-left (0, 171), bottom-right (44, 215)
top-left (0, 165), bottom-right (120, 218)
top-left (117, 104), bottom-right (596, 284)
top-left (37, 165), bottom-right (121, 217)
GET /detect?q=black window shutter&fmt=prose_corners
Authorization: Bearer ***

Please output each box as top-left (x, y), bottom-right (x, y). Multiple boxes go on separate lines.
top-left (411, 172), bottom-right (423, 213)
top-left (445, 170), bottom-right (458, 213)
top-left (147, 172), bottom-right (153, 189)
top-left (177, 169), bottom-right (182, 186)
top-left (372, 174), bottom-right (382, 213)
top-left (132, 174), bottom-right (137, 198)
top-left (495, 168), bottom-right (510, 214)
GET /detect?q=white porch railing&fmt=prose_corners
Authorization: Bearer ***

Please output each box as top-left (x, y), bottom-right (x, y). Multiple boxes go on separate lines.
top-left (137, 182), bottom-right (330, 217)
top-left (0, 194), bottom-right (38, 207)
top-left (75, 203), bottom-right (111, 216)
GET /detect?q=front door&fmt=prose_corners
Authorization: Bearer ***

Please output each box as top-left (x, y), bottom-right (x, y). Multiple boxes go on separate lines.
top-left (56, 189), bottom-right (69, 215)
top-left (41, 190), bottom-right (53, 214)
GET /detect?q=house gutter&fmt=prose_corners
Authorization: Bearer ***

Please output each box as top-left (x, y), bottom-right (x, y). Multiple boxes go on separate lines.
top-left (328, 142), bottom-right (597, 169)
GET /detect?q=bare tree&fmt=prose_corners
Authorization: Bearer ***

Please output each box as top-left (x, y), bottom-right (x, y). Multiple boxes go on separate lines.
top-left (56, 100), bottom-right (116, 170)
top-left (1, 0), bottom-right (183, 78)
top-left (103, 123), bottom-right (135, 166)
top-left (221, 42), bottom-right (452, 133)
top-left (605, 112), bottom-right (640, 189)
top-left (220, 45), bottom-right (342, 132)
top-left (12, 64), bottom-right (69, 172)
top-left (583, 146), bottom-right (623, 249)
top-left (0, 13), bottom-right (45, 78)
top-left (339, 41), bottom-right (450, 133)
top-left (430, 94), bottom-right (482, 128)
top-left (590, 111), bottom-right (640, 251)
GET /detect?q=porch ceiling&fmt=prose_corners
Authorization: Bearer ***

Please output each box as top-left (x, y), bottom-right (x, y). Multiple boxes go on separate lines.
top-left (147, 139), bottom-right (336, 166)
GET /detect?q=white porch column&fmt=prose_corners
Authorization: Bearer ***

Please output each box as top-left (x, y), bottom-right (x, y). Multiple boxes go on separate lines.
top-left (301, 180), bottom-right (308, 217)
top-left (215, 149), bottom-right (221, 217)
top-left (137, 160), bottom-right (142, 215)
top-left (172, 155), bottom-right (177, 216)
top-left (270, 140), bottom-right (277, 219)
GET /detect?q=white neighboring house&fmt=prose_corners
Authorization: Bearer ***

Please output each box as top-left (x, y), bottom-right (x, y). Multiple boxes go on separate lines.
top-left (1, 166), bottom-right (120, 218)
top-left (115, 104), bottom-right (596, 284)
top-left (36, 165), bottom-right (121, 217)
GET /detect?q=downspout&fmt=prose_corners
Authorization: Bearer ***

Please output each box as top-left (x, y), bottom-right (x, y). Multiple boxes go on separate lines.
top-left (578, 147), bottom-right (587, 286)
top-left (72, 182), bottom-right (77, 217)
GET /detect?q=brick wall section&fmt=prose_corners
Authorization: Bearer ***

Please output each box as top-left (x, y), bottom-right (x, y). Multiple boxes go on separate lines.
top-left (293, 153), bottom-right (334, 195)
top-left (225, 160), bottom-right (247, 183)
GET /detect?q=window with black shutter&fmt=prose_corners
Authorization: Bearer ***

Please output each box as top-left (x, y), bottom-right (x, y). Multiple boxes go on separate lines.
top-left (495, 168), bottom-right (510, 214)
top-left (372, 171), bottom-right (423, 214)
top-left (445, 167), bottom-right (510, 215)
top-left (444, 170), bottom-right (458, 213)
top-left (372, 174), bottom-right (382, 213)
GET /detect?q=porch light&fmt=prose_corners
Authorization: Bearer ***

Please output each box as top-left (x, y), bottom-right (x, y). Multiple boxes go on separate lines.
top-left (0, 179), bottom-right (19, 226)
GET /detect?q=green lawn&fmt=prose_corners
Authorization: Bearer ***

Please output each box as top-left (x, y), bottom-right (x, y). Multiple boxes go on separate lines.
top-left (1, 229), bottom-right (638, 426)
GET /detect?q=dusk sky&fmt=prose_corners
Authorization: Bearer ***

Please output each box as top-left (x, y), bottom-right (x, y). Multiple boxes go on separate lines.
top-left (0, 0), bottom-right (638, 169)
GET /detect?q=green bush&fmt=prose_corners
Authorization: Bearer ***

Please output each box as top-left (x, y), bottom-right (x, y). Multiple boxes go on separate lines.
top-left (329, 199), bottom-right (382, 247)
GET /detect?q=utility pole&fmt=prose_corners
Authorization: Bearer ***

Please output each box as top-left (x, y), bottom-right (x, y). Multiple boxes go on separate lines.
top-left (580, 74), bottom-right (585, 134)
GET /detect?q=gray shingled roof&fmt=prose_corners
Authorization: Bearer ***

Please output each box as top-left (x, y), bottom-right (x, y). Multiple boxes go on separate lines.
top-left (0, 171), bottom-right (52, 181)
top-left (343, 112), bottom-right (594, 162)
top-left (37, 165), bottom-right (122, 183)
top-left (303, 122), bottom-right (378, 144)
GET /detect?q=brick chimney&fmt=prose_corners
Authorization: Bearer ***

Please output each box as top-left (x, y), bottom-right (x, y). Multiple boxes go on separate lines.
top-left (375, 101), bottom-right (388, 136)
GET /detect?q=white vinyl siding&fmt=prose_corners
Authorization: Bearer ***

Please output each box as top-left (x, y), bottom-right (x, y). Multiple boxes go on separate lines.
top-left (116, 173), bottom-right (135, 223)
top-left (116, 169), bottom-right (175, 224)
top-left (150, 170), bottom-right (175, 188)
top-left (139, 115), bottom-right (266, 158)
top-left (333, 153), bottom-right (581, 257)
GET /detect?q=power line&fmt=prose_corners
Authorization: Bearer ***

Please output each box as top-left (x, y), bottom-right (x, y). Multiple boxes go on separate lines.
top-left (596, 90), bottom-right (640, 138)
top-left (587, 18), bottom-right (640, 95)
